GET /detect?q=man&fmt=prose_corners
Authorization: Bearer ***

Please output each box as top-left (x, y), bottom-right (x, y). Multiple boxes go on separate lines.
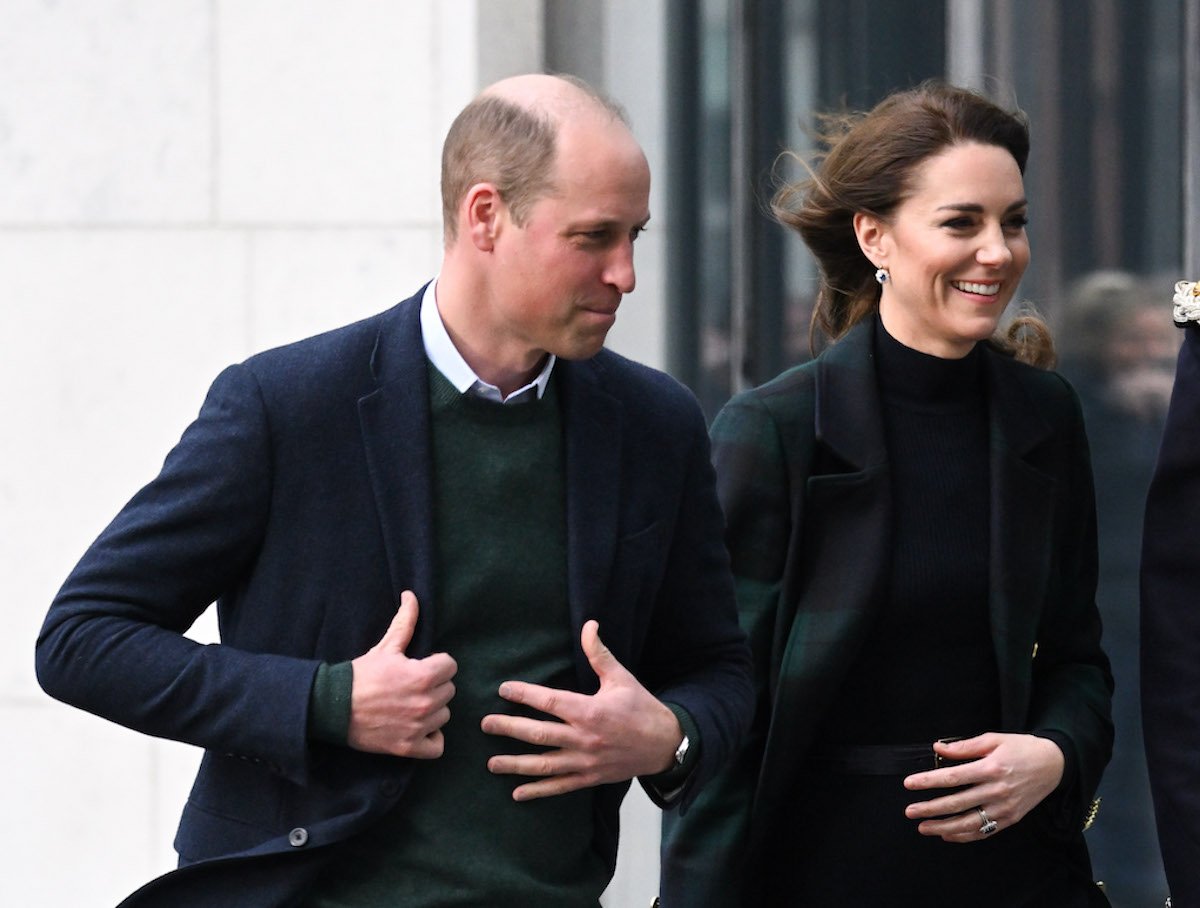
top-left (36, 73), bottom-right (753, 906)
top-left (1142, 279), bottom-right (1200, 907)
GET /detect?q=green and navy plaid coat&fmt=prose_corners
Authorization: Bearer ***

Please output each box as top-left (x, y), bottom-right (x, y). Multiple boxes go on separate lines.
top-left (660, 319), bottom-right (1113, 905)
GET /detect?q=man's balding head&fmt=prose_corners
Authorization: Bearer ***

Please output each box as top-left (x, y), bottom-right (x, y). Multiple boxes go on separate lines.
top-left (440, 74), bottom-right (629, 244)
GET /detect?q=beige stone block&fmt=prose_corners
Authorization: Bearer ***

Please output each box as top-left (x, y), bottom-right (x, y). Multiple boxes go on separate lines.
top-left (0, 0), bottom-right (212, 223)
top-left (217, 0), bottom-right (440, 224)
top-left (0, 705), bottom-right (162, 906)
top-left (1, 231), bottom-right (247, 698)
top-left (246, 227), bottom-right (440, 352)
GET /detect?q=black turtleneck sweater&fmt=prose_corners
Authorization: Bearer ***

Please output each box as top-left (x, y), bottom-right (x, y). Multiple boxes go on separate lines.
top-left (821, 316), bottom-right (1001, 745)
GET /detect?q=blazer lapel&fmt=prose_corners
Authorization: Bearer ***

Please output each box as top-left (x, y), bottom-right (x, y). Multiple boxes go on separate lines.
top-left (983, 350), bottom-right (1057, 727)
top-left (356, 295), bottom-right (438, 656)
top-left (558, 359), bottom-right (623, 691)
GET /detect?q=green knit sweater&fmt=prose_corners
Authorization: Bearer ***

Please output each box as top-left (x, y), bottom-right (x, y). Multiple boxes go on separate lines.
top-left (305, 365), bottom-right (608, 906)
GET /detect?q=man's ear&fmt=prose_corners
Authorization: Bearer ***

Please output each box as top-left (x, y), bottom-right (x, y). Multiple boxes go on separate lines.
top-left (853, 211), bottom-right (889, 269)
top-left (462, 183), bottom-right (504, 252)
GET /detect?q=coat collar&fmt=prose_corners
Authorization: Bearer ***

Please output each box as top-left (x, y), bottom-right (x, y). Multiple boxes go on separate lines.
top-left (814, 319), bottom-right (1057, 722)
top-left (814, 319), bottom-right (1055, 469)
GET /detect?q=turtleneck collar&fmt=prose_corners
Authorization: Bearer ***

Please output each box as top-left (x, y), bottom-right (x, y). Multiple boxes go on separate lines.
top-left (873, 313), bottom-right (984, 409)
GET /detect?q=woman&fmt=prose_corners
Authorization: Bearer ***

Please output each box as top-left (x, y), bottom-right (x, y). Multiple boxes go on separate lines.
top-left (660, 82), bottom-right (1113, 906)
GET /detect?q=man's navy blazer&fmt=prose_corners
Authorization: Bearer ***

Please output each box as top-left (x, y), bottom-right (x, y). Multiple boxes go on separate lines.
top-left (36, 286), bottom-right (753, 905)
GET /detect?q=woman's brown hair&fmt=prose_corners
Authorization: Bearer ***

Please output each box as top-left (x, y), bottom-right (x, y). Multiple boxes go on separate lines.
top-left (774, 80), bottom-right (1054, 367)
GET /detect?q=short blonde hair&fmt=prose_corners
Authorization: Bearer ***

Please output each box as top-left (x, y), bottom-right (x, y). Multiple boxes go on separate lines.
top-left (440, 95), bottom-right (556, 243)
top-left (439, 75), bottom-right (629, 243)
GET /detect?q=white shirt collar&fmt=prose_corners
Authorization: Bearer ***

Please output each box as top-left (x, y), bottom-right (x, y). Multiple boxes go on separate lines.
top-left (419, 279), bottom-right (555, 403)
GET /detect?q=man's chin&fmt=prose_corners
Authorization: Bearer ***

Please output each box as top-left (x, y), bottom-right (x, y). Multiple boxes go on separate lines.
top-left (554, 334), bottom-right (611, 362)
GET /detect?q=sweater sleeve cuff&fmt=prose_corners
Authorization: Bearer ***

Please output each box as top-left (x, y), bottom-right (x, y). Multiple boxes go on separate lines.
top-left (308, 660), bottom-right (354, 745)
top-left (1035, 729), bottom-right (1078, 794)
top-left (1032, 728), bottom-right (1081, 832)
top-left (644, 703), bottom-right (701, 801)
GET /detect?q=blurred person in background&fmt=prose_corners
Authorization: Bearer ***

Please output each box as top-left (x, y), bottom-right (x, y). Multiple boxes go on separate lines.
top-left (1058, 270), bottom-right (1176, 907)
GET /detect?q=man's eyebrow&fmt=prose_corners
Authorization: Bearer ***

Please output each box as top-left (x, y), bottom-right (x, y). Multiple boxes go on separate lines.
top-left (567, 215), bottom-right (652, 231)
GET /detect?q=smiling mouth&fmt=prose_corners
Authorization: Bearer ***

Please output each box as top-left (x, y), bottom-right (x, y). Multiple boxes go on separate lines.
top-left (951, 280), bottom-right (1001, 297)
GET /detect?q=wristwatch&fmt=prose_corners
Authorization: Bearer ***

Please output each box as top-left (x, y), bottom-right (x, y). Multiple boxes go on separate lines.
top-left (674, 733), bottom-right (690, 766)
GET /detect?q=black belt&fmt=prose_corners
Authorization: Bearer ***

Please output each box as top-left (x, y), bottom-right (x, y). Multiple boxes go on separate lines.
top-left (809, 738), bottom-right (969, 775)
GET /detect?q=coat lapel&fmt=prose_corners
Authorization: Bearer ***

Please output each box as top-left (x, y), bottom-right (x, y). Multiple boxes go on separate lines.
top-left (982, 350), bottom-right (1057, 727)
top-left (558, 359), bottom-right (623, 691)
top-left (813, 321), bottom-right (890, 474)
top-left (756, 323), bottom-right (892, 804)
top-left (356, 294), bottom-right (438, 656)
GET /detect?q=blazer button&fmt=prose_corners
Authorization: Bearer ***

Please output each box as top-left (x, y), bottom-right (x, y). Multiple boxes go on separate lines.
top-left (380, 779), bottom-right (400, 797)
top-left (288, 828), bottom-right (309, 848)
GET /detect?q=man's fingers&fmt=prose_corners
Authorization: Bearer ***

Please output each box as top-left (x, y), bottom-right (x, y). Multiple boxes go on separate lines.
top-left (421, 653), bottom-right (459, 687)
top-left (508, 774), bottom-right (590, 802)
top-left (581, 619), bottom-right (623, 681)
top-left (375, 590), bottom-right (420, 654)
top-left (496, 680), bottom-right (584, 720)
top-left (480, 713), bottom-right (574, 748)
top-left (486, 750), bottom-right (567, 777)
top-left (404, 729), bottom-right (446, 760)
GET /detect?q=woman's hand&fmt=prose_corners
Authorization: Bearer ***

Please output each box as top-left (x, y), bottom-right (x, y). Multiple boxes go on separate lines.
top-left (902, 732), bottom-right (1064, 842)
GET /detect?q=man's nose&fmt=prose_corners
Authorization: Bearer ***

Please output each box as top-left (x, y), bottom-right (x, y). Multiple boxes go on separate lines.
top-left (604, 241), bottom-right (637, 294)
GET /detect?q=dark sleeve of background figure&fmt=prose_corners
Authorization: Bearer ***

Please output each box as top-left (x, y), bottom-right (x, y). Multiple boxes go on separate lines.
top-left (1141, 323), bottom-right (1200, 904)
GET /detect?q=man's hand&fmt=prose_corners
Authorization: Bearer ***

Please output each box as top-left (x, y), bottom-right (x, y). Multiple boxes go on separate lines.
top-left (347, 590), bottom-right (457, 758)
top-left (480, 620), bottom-right (683, 801)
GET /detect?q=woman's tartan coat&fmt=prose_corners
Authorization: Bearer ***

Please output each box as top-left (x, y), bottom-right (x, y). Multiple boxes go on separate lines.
top-left (660, 319), bottom-right (1113, 905)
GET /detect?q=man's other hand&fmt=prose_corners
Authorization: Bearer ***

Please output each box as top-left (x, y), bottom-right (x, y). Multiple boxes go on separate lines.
top-left (480, 620), bottom-right (683, 800)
